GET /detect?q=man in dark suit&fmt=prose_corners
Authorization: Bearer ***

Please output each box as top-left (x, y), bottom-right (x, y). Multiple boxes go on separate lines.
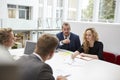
top-left (16, 34), bottom-right (67, 80)
top-left (56, 22), bottom-right (81, 52)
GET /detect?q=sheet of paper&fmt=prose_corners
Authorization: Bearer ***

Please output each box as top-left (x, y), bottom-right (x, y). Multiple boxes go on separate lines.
top-left (64, 56), bottom-right (89, 66)
top-left (76, 55), bottom-right (93, 61)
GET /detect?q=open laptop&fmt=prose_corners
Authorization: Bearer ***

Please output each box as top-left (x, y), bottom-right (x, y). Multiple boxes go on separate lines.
top-left (24, 40), bottom-right (36, 55)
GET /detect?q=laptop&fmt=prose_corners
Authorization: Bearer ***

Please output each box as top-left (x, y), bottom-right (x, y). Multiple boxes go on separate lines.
top-left (24, 40), bottom-right (36, 55)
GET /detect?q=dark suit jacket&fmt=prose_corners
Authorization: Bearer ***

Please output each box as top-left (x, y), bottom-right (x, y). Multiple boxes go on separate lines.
top-left (16, 54), bottom-right (55, 80)
top-left (56, 32), bottom-right (81, 52)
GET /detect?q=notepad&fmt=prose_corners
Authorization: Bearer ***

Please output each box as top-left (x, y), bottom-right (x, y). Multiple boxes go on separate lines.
top-left (76, 55), bottom-right (93, 61)
top-left (80, 57), bottom-right (93, 61)
top-left (59, 51), bottom-right (72, 56)
top-left (64, 56), bottom-right (84, 66)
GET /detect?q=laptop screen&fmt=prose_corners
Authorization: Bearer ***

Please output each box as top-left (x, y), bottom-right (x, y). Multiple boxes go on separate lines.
top-left (24, 40), bottom-right (36, 55)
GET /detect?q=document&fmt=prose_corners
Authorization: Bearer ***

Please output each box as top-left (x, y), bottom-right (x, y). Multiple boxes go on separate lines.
top-left (53, 66), bottom-right (71, 79)
top-left (76, 55), bottom-right (93, 61)
top-left (64, 56), bottom-right (88, 66)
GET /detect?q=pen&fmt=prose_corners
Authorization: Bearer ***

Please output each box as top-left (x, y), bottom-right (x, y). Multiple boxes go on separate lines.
top-left (64, 74), bottom-right (71, 77)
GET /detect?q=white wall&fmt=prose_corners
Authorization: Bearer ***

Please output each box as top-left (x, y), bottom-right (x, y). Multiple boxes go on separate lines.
top-left (68, 21), bottom-right (120, 55)
top-left (0, 0), bottom-right (8, 19)
top-left (2, 19), bottom-right (37, 30)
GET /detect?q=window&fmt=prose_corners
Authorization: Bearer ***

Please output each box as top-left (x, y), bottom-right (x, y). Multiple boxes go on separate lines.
top-left (81, 0), bottom-right (94, 21)
top-left (7, 4), bottom-right (16, 18)
top-left (57, 0), bottom-right (63, 7)
top-left (47, 0), bottom-right (52, 6)
top-left (39, 7), bottom-right (43, 18)
top-left (98, 0), bottom-right (115, 22)
top-left (39, 0), bottom-right (43, 4)
top-left (68, 0), bottom-right (77, 8)
top-left (68, 10), bottom-right (76, 20)
top-left (56, 9), bottom-right (63, 28)
top-left (37, 0), bottom-right (119, 29)
top-left (68, 0), bottom-right (77, 20)
top-left (56, 9), bottom-right (63, 18)
top-left (7, 4), bottom-right (31, 20)
top-left (19, 10), bottom-right (26, 19)
top-left (19, 6), bottom-right (31, 20)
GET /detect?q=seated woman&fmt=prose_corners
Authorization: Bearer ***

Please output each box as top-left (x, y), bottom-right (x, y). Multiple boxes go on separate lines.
top-left (72, 28), bottom-right (103, 60)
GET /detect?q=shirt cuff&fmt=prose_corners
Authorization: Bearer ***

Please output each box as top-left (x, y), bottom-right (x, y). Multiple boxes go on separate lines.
top-left (60, 41), bottom-right (64, 45)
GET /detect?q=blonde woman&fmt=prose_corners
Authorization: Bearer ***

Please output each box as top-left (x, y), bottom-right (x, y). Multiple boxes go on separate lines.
top-left (72, 28), bottom-right (103, 60)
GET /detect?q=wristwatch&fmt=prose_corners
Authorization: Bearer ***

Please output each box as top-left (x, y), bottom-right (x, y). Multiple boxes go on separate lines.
top-left (61, 40), bottom-right (64, 44)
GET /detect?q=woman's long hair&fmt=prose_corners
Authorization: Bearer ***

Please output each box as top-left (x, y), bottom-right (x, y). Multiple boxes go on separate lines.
top-left (83, 28), bottom-right (99, 53)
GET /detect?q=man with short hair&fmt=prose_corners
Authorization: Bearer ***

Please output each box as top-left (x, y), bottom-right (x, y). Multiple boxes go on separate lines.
top-left (16, 34), bottom-right (67, 80)
top-left (56, 22), bottom-right (81, 52)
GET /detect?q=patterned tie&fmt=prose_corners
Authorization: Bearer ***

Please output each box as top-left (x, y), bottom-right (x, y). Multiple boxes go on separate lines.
top-left (65, 36), bottom-right (69, 50)
top-left (65, 36), bottom-right (67, 39)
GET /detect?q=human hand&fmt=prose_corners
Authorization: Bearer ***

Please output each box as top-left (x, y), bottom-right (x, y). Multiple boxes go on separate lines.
top-left (71, 51), bottom-right (80, 59)
top-left (62, 39), bottom-right (70, 44)
top-left (79, 53), bottom-right (87, 57)
top-left (57, 75), bottom-right (67, 80)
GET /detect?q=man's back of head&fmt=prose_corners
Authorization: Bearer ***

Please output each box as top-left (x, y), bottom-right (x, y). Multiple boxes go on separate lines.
top-left (34, 34), bottom-right (59, 60)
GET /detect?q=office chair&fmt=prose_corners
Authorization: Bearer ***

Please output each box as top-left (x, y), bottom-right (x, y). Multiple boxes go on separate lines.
top-left (115, 55), bottom-right (120, 65)
top-left (103, 51), bottom-right (116, 64)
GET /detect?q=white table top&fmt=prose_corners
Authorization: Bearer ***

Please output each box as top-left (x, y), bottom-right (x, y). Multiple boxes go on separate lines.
top-left (9, 48), bottom-right (24, 60)
top-left (9, 49), bottom-right (120, 80)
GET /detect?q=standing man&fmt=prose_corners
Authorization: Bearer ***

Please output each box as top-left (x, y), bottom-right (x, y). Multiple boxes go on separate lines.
top-left (16, 34), bottom-right (67, 80)
top-left (56, 22), bottom-right (81, 52)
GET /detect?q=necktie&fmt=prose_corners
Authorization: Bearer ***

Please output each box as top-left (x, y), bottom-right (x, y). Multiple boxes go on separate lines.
top-left (65, 36), bottom-right (67, 39)
top-left (64, 36), bottom-right (69, 50)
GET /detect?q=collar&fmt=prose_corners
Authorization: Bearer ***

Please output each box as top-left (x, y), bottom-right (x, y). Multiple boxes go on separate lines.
top-left (33, 52), bottom-right (44, 62)
top-left (63, 34), bottom-right (70, 39)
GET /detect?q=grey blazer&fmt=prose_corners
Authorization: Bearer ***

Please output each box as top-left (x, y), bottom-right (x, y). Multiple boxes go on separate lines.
top-left (16, 54), bottom-right (55, 80)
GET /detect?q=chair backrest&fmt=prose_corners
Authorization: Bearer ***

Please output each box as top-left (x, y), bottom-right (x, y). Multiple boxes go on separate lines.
top-left (24, 40), bottom-right (36, 55)
top-left (115, 55), bottom-right (120, 65)
top-left (103, 51), bottom-right (116, 63)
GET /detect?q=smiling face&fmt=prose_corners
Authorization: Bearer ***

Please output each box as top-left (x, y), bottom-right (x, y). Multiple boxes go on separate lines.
top-left (83, 28), bottom-right (98, 53)
top-left (62, 24), bottom-right (71, 37)
top-left (84, 28), bottom-right (98, 43)
top-left (85, 30), bottom-right (94, 42)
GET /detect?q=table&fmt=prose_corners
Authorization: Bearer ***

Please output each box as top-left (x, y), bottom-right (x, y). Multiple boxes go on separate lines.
top-left (9, 49), bottom-right (120, 80)
top-left (9, 48), bottom-right (24, 60)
